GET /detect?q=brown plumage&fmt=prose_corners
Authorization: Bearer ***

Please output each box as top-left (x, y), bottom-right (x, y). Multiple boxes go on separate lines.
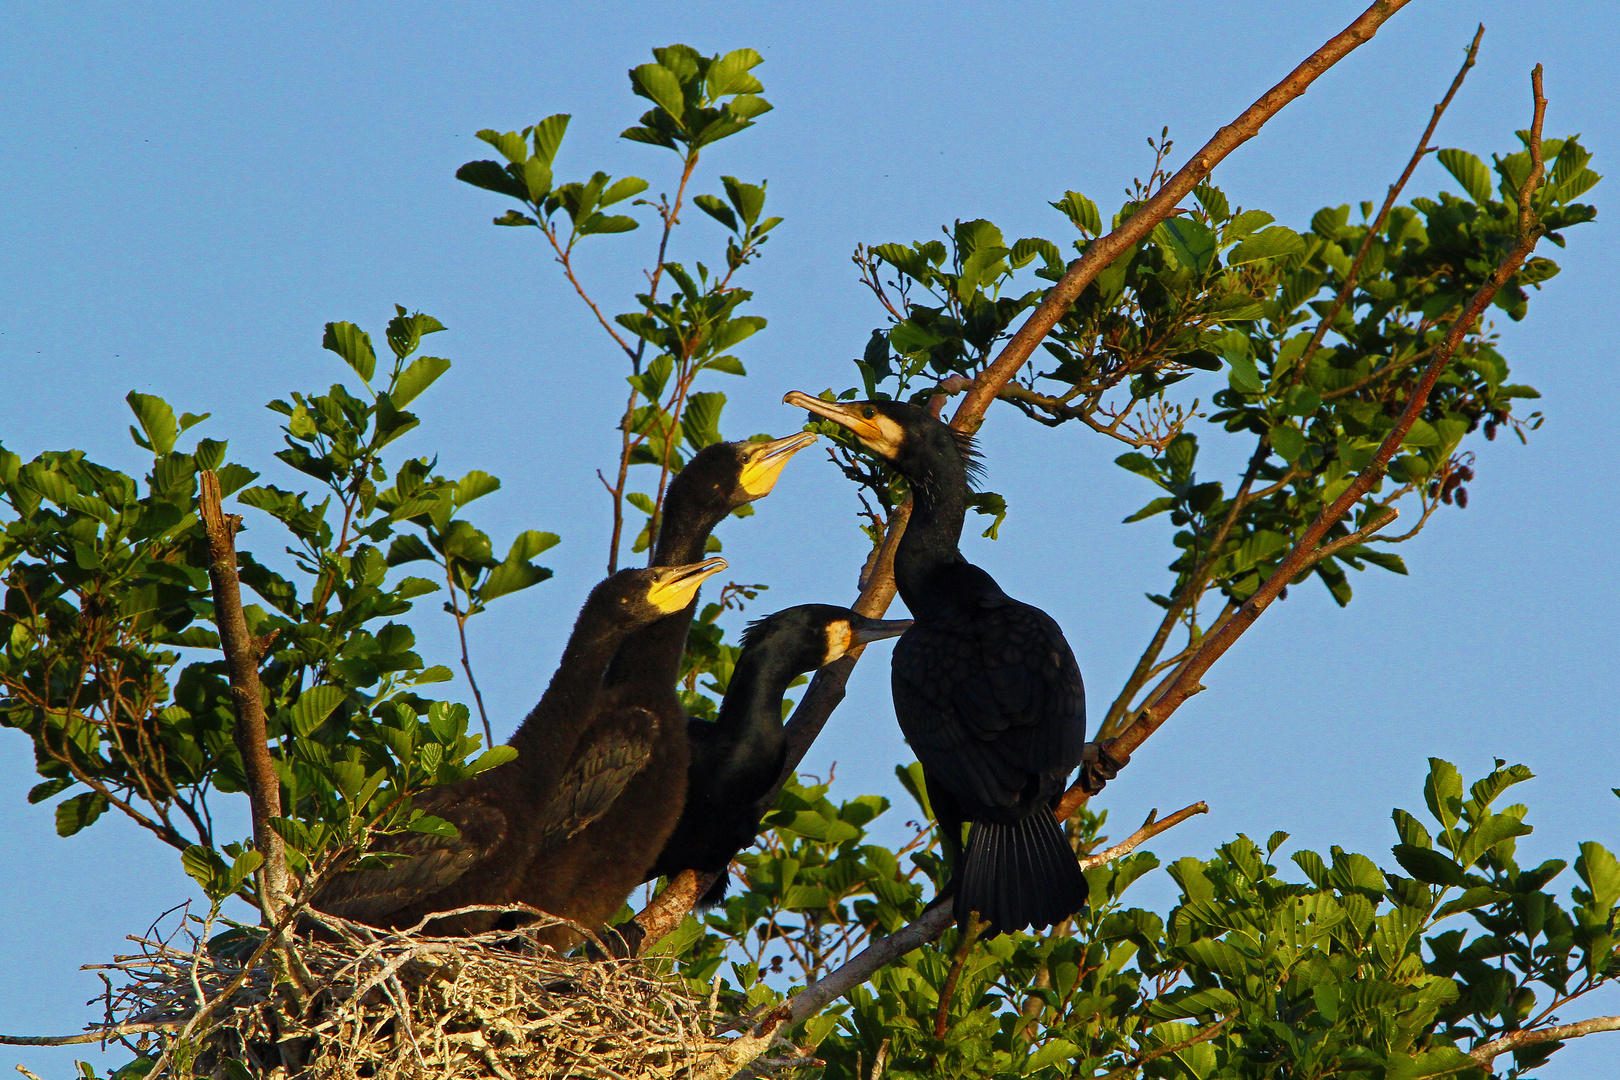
top-left (517, 434), bottom-right (819, 940)
top-left (308, 559), bottom-right (726, 940)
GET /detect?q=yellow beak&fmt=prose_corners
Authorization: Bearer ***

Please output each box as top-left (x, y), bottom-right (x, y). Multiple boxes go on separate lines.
top-left (783, 391), bottom-right (889, 449)
top-left (736, 431), bottom-right (819, 499)
top-left (647, 557), bottom-right (727, 613)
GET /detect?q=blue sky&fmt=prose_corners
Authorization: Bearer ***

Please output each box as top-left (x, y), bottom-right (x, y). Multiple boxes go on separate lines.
top-left (2, 2), bottom-right (1616, 1074)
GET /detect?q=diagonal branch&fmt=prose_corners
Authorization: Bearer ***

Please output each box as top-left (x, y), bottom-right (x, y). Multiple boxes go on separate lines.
top-left (637, 0), bottom-right (1413, 955)
top-left (1470, 1015), bottom-right (1620, 1064)
top-left (949, 0), bottom-right (1415, 432)
top-left (1079, 64), bottom-right (1550, 798)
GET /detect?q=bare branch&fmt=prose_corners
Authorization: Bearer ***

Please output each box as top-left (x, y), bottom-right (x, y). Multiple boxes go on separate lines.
top-left (1293, 24), bottom-right (1485, 379)
top-left (949, 0), bottom-right (1415, 431)
top-left (198, 470), bottom-right (289, 921)
top-left (1100, 1016), bottom-right (1231, 1080)
top-left (1470, 1015), bottom-right (1620, 1065)
top-left (0, 1021), bottom-right (179, 1046)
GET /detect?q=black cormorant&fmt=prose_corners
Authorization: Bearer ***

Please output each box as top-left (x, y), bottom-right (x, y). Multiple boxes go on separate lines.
top-left (643, 603), bottom-right (911, 906)
top-left (308, 558), bottom-right (727, 938)
top-left (510, 434), bottom-right (820, 941)
top-left (784, 391), bottom-right (1092, 936)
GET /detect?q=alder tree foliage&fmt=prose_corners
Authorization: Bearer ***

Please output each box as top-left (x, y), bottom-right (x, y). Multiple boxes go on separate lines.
top-left (2, 38), bottom-right (1617, 1080)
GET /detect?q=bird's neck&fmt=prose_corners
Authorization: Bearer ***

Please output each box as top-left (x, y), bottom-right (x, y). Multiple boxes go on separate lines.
top-left (712, 649), bottom-right (798, 758)
top-left (597, 496), bottom-right (729, 693)
top-left (894, 462), bottom-right (968, 611)
top-left (508, 612), bottom-right (628, 758)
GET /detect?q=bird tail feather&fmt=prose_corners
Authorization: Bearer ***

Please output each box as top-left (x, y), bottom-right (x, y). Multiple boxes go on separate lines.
top-left (957, 810), bottom-right (1087, 936)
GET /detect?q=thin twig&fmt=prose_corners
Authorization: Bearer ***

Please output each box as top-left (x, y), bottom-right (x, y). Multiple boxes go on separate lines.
top-left (442, 562), bottom-right (493, 747)
top-left (1291, 24), bottom-right (1485, 381)
top-left (1099, 1016), bottom-right (1231, 1080)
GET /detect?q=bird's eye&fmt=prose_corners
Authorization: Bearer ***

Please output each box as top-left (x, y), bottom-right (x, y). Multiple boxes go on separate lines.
top-left (861, 406), bottom-right (876, 419)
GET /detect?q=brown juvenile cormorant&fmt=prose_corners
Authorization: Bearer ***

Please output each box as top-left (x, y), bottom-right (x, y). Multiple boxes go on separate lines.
top-left (785, 391), bottom-right (1093, 936)
top-left (643, 603), bottom-right (911, 907)
top-left (510, 433), bottom-right (820, 942)
top-left (308, 558), bottom-right (727, 936)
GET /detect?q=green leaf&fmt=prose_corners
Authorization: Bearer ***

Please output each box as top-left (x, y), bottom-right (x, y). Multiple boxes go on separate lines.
top-left (630, 62), bottom-right (687, 121)
top-left (470, 746), bottom-right (519, 774)
top-left (455, 160), bottom-right (530, 202)
top-left (529, 114), bottom-right (570, 166)
top-left (1392, 844), bottom-right (1466, 887)
top-left (521, 158), bottom-right (552, 201)
top-left (1023, 1038), bottom-right (1080, 1074)
top-left (1228, 225), bottom-right (1305, 265)
top-left (323, 322), bottom-right (376, 383)
top-left (476, 128), bottom-right (528, 163)
top-left (480, 558), bottom-right (553, 603)
top-left (577, 212), bottom-right (639, 236)
top-left (1153, 217), bottom-right (1217, 274)
top-left (453, 470), bottom-right (501, 510)
top-left (706, 48), bottom-right (765, 97)
top-left (288, 685), bottom-right (345, 738)
top-left (391, 355), bottom-right (451, 408)
top-left (407, 815), bottom-right (459, 838)
top-left (1577, 841), bottom-right (1620, 913)
top-left (126, 392), bottom-right (178, 456)
top-left (1050, 190), bottom-right (1101, 235)
top-left (601, 176), bottom-right (649, 207)
top-left (55, 791), bottom-right (108, 837)
top-left (1437, 148), bottom-right (1494, 204)
top-left (1270, 424), bottom-right (1305, 464)
top-left (1424, 758), bottom-right (1464, 831)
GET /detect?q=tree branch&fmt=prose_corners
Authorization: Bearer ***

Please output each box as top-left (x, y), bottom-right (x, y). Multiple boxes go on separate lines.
top-left (948, 0), bottom-right (1415, 432)
top-left (641, 0), bottom-right (1410, 957)
top-left (1104, 63), bottom-right (1550, 779)
top-left (198, 470), bottom-right (289, 922)
top-left (1470, 1015), bottom-right (1620, 1065)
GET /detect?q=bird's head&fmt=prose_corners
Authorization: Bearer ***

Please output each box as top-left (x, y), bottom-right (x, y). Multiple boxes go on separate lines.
top-left (781, 392), bottom-right (978, 483)
top-left (600, 557), bottom-right (729, 624)
top-left (672, 432), bottom-right (820, 514)
top-left (739, 603), bottom-right (911, 673)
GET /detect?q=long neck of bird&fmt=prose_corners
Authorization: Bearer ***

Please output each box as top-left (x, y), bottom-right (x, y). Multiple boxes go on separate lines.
top-left (713, 646), bottom-right (798, 758)
top-left (894, 442), bottom-right (968, 611)
top-left (600, 494), bottom-right (728, 693)
top-left (508, 605), bottom-right (630, 757)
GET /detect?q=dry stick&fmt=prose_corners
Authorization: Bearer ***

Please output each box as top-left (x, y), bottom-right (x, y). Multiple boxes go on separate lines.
top-left (635, 0), bottom-right (1410, 960)
top-left (949, 0), bottom-right (1415, 433)
top-left (1470, 1015), bottom-right (1620, 1064)
top-left (199, 470), bottom-right (289, 921)
top-left (0, 1021), bottom-right (179, 1047)
top-left (1093, 65), bottom-right (1550, 780)
top-left (1290, 23), bottom-right (1485, 382)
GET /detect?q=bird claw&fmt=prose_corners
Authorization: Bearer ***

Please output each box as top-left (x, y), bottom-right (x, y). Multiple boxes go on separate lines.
top-left (1078, 739), bottom-right (1128, 795)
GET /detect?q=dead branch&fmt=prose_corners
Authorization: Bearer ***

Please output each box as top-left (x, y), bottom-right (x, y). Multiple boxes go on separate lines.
top-left (199, 470), bottom-right (289, 921)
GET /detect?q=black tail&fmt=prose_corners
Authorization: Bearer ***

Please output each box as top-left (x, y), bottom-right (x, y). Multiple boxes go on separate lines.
top-left (956, 810), bottom-right (1087, 936)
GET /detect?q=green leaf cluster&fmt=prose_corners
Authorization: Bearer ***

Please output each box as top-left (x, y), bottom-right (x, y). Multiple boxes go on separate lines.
top-left (0, 307), bottom-right (553, 899)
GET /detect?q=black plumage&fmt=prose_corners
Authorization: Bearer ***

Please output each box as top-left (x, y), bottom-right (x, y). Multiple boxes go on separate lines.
top-left (308, 559), bottom-right (726, 941)
top-left (784, 392), bottom-right (1089, 936)
top-left (644, 604), bottom-right (910, 907)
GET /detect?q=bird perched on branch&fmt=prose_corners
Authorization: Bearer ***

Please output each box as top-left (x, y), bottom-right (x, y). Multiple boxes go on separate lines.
top-left (785, 392), bottom-right (1117, 937)
top-left (643, 603), bottom-right (910, 907)
top-left (308, 558), bottom-right (727, 937)
top-left (512, 433), bottom-right (820, 944)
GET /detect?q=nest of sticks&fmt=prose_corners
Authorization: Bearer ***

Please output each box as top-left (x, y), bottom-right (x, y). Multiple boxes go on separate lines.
top-left (82, 903), bottom-right (745, 1080)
